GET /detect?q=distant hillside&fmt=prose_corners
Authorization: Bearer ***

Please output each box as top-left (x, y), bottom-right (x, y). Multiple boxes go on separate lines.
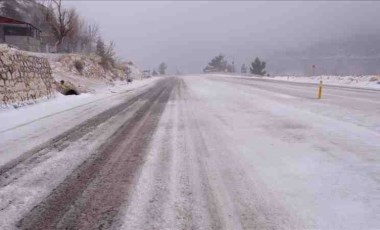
top-left (269, 34), bottom-right (380, 75)
top-left (285, 35), bottom-right (380, 58)
top-left (0, 0), bottom-right (49, 30)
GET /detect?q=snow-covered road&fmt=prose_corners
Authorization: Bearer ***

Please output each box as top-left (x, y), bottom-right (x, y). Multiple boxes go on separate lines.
top-left (0, 75), bottom-right (379, 229)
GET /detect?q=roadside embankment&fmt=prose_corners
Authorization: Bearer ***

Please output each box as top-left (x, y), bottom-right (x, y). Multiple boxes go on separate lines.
top-left (0, 45), bottom-right (55, 107)
top-left (0, 45), bottom-right (147, 108)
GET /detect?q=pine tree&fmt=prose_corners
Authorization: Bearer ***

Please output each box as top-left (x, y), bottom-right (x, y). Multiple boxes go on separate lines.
top-left (152, 70), bottom-right (158, 76)
top-left (250, 57), bottom-right (266, 76)
top-left (158, 62), bottom-right (167, 75)
top-left (203, 54), bottom-right (227, 72)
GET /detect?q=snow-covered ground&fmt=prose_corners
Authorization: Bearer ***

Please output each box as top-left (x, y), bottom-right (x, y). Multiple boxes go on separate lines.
top-left (213, 73), bottom-right (380, 90)
top-left (270, 75), bottom-right (380, 89)
top-left (120, 75), bottom-right (380, 229)
top-left (0, 74), bottom-right (379, 229)
top-left (0, 77), bottom-right (160, 168)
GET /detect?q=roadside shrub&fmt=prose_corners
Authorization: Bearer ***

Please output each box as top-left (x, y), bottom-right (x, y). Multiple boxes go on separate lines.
top-left (97, 38), bottom-right (116, 70)
top-left (74, 60), bottom-right (85, 74)
top-left (99, 58), bottom-right (113, 70)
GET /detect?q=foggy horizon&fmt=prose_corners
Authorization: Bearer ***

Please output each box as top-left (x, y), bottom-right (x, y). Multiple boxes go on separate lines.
top-left (64, 1), bottom-right (380, 74)
top-left (1, 1), bottom-right (380, 228)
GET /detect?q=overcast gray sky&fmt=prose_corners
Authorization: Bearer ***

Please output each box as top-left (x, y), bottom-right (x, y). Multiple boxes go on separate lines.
top-left (64, 1), bottom-right (380, 73)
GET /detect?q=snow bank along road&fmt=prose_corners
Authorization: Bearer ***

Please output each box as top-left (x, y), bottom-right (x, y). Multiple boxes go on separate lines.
top-left (0, 75), bottom-right (379, 229)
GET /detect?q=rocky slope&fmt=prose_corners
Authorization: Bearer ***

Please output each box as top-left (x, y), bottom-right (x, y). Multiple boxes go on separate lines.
top-left (0, 44), bottom-right (145, 107)
top-left (45, 53), bottom-right (144, 93)
top-left (0, 44), bottom-right (55, 107)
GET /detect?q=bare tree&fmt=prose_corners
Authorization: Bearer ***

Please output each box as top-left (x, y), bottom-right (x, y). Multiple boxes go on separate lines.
top-left (42, 0), bottom-right (104, 54)
top-left (104, 41), bottom-right (116, 67)
top-left (46, 0), bottom-right (79, 52)
top-left (70, 21), bottom-right (98, 53)
top-left (66, 15), bottom-right (84, 52)
top-left (81, 23), bottom-right (99, 53)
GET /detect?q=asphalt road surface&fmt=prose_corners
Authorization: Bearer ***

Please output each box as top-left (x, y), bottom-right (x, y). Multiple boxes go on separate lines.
top-left (0, 75), bottom-right (379, 229)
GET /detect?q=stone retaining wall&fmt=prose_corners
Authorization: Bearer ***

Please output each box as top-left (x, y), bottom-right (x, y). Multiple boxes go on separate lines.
top-left (0, 48), bottom-right (55, 106)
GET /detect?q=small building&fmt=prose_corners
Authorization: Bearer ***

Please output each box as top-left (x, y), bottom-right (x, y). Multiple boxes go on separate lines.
top-left (0, 16), bottom-right (41, 52)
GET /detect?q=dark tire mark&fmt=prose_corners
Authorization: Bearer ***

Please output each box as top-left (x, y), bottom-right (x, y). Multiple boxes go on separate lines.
top-left (0, 80), bottom-right (163, 184)
top-left (17, 77), bottom-right (176, 230)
